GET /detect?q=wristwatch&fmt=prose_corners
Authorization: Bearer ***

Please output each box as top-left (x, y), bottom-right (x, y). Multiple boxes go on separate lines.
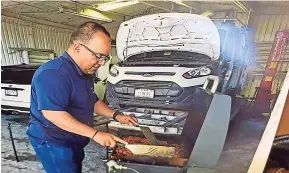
top-left (113, 111), bottom-right (123, 121)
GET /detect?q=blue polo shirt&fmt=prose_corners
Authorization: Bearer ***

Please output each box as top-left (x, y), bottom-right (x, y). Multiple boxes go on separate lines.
top-left (26, 52), bottom-right (99, 147)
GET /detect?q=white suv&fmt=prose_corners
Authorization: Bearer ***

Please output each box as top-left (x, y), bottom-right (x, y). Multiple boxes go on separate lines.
top-left (1, 64), bottom-right (39, 114)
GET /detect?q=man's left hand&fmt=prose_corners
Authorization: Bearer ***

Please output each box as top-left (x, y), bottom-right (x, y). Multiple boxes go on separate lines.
top-left (116, 114), bottom-right (138, 126)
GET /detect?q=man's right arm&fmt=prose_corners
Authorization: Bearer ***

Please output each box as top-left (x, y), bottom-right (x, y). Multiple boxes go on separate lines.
top-left (42, 110), bottom-right (125, 147)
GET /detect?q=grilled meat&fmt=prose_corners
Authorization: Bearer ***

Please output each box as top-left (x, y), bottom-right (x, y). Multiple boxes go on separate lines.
top-left (115, 136), bottom-right (186, 158)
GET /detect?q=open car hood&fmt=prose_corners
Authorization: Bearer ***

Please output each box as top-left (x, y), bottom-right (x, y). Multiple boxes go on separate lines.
top-left (116, 13), bottom-right (220, 61)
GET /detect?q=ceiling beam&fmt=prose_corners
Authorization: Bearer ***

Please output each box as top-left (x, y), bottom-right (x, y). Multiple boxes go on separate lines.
top-left (9, 1), bottom-right (57, 13)
top-left (1, 1), bottom-right (40, 10)
top-left (1, 1), bottom-right (76, 30)
top-left (32, 1), bottom-right (122, 23)
top-left (1, 10), bottom-right (75, 30)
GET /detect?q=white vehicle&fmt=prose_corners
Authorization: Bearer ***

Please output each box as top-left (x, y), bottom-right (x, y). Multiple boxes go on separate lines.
top-left (1, 65), bottom-right (39, 114)
top-left (106, 13), bottom-right (221, 110)
top-left (105, 13), bottom-right (240, 167)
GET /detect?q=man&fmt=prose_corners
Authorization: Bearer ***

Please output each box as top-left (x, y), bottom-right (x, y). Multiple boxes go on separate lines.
top-left (26, 22), bottom-right (138, 173)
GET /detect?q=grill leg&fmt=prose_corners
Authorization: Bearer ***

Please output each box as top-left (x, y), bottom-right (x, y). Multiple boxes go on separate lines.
top-left (106, 123), bottom-right (109, 160)
top-left (106, 123), bottom-right (109, 173)
top-left (8, 123), bottom-right (19, 162)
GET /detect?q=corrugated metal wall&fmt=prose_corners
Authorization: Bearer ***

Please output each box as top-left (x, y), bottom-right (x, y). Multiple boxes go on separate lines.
top-left (1, 16), bottom-right (72, 66)
top-left (240, 14), bottom-right (289, 98)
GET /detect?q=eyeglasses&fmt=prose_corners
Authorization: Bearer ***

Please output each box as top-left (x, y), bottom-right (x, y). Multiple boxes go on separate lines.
top-left (80, 44), bottom-right (110, 64)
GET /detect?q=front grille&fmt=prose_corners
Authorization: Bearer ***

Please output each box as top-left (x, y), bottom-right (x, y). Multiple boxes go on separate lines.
top-left (106, 81), bottom-right (197, 109)
top-left (117, 97), bottom-right (175, 105)
top-left (113, 80), bottom-right (183, 98)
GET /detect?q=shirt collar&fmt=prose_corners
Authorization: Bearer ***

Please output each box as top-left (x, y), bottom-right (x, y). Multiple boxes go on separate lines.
top-left (62, 51), bottom-right (84, 76)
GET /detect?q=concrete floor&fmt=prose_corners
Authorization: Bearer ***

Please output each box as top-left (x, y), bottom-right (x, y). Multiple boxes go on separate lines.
top-left (1, 114), bottom-right (107, 173)
top-left (188, 111), bottom-right (269, 173)
top-left (1, 110), bottom-right (269, 173)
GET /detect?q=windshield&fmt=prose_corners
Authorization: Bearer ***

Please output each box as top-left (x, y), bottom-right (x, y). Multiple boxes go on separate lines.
top-left (122, 51), bottom-right (213, 67)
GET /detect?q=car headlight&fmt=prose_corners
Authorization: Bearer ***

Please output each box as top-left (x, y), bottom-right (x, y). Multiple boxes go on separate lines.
top-left (109, 66), bottom-right (119, 77)
top-left (182, 67), bottom-right (211, 79)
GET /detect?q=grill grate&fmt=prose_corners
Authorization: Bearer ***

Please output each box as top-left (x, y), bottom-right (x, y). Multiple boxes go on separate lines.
top-left (108, 107), bottom-right (188, 135)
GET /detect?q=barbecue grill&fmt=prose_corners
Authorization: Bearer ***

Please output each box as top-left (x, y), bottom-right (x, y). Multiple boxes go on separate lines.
top-left (103, 89), bottom-right (232, 173)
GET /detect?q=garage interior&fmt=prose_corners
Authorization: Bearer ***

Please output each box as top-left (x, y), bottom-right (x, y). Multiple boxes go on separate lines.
top-left (1, 1), bottom-right (289, 173)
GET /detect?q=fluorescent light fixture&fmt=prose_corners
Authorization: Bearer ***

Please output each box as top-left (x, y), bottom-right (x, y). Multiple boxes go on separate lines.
top-left (78, 9), bottom-right (112, 22)
top-left (96, 0), bottom-right (139, 11)
top-left (62, 8), bottom-right (112, 22)
top-left (200, 10), bottom-right (214, 17)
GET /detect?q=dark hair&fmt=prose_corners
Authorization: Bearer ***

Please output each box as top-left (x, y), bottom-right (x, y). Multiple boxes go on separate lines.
top-left (69, 22), bottom-right (111, 45)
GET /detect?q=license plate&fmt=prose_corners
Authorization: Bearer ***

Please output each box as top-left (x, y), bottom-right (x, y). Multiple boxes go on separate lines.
top-left (5, 89), bottom-right (18, 96)
top-left (135, 89), bottom-right (154, 98)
